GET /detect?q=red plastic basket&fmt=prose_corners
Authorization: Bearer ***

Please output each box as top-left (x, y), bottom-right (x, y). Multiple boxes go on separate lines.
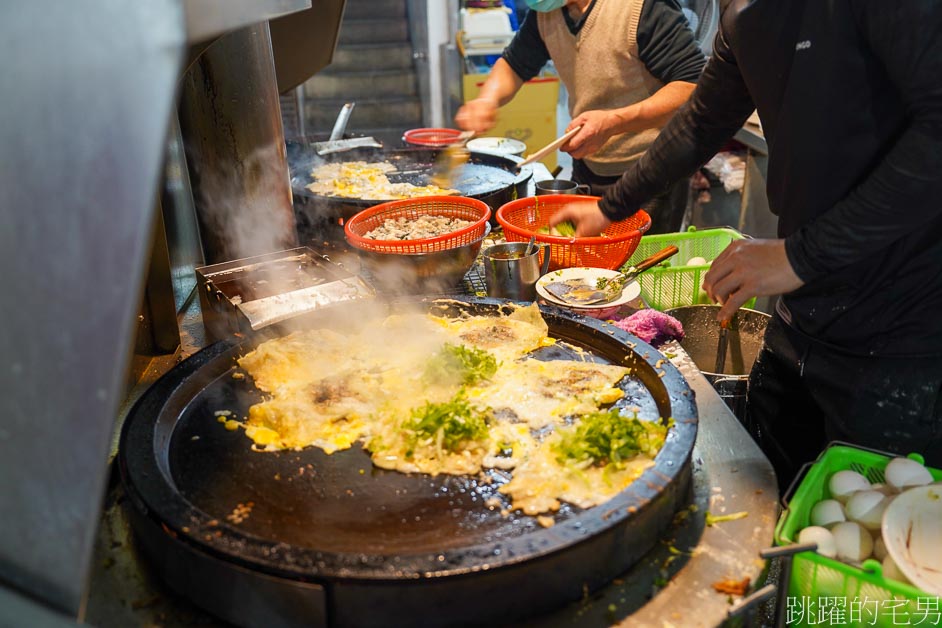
top-left (344, 197), bottom-right (491, 254)
top-left (496, 195), bottom-right (651, 270)
top-left (402, 128), bottom-right (464, 148)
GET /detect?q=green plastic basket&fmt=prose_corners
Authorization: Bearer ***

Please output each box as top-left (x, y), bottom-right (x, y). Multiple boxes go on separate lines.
top-left (774, 443), bottom-right (942, 627)
top-left (620, 226), bottom-right (755, 311)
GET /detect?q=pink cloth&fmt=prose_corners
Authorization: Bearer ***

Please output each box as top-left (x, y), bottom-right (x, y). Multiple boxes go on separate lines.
top-left (611, 309), bottom-right (685, 347)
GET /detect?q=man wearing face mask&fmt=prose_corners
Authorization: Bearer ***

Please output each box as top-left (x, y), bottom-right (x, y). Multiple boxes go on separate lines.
top-left (455, 0), bottom-right (706, 234)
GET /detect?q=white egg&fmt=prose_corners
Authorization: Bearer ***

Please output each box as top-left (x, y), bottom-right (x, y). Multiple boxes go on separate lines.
top-left (810, 499), bottom-right (846, 528)
top-left (845, 490), bottom-right (888, 531)
top-left (870, 482), bottom-right (898, 497)
top-left (882, 555), bottom-right (911, 585)
top-left (885, 457), bottom-right (933, 490)
top-left (829, 470), bottom-right (871, 503)
top-left (798, 525), bottom-right (837, 558)
top-left (873, 535), bottom-right (888, 561)
top-left (687, 256), bottom-right (708, 266)
top-left (831, 521), bottom-right (873, 563)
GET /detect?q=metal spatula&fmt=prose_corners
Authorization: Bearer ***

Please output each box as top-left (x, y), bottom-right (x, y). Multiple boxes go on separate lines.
top-left (714, 318), bottom-right (730, 374)
top-left (312, 103), bottom-right (382, 155)
top-left (544, 245), bottom-right (679, 305)
top-left (431, 130), bottom-right (474, 188)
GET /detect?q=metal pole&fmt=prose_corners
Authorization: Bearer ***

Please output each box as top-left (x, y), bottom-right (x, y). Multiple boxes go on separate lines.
top-left (178, 22), bottom-right (298, 265)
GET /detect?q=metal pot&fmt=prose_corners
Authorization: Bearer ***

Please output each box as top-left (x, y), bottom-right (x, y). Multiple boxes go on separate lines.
top-left (666, 304), bottom-right (770, 422)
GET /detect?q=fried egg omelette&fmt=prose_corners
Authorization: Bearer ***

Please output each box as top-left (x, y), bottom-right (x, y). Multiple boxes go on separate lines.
top-left (230, 303), bottom-right (668, 515)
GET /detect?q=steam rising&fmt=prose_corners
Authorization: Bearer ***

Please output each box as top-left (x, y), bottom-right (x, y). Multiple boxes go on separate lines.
top-left (192, 141), bottom-right (297, 265)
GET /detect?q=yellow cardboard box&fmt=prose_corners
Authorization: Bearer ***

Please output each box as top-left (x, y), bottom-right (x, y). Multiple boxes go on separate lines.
top-left (462, 73), bottom-right (560, 170)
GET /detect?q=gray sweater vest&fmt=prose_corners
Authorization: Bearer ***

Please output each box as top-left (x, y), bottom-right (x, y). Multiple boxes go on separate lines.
top-left (538, 0), bottom-right (665, 176)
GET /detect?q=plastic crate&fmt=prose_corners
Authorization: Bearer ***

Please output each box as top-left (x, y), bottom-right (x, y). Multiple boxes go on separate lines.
top-left (619, 226), bottom-right (755, 310)
top-left (774, 443), bottom-right (942, 627)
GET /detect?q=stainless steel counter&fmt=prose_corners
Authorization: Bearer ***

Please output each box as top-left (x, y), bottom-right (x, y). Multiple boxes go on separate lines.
top-left (86, 291), bottom-right (779, 627)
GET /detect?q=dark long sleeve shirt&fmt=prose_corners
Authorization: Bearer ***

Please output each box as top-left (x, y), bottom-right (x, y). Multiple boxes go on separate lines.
top-left (599, 0), bottom-right (942, 356)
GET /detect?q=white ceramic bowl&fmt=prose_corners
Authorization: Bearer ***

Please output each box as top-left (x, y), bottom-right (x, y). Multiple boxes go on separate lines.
top-left (535, 267), bottom-right (641, 319)
top-left (881, 484), bottom-right (942, 594)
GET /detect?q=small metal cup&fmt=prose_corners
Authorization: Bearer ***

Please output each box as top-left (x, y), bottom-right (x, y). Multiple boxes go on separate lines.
top-left (535, 179), bottom-right (591, 195)
top-left (483, 242), bottom-right (551, 301)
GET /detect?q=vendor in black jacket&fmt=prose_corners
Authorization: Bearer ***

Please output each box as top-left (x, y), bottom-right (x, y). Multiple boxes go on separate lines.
top-left (552, 0), bottom-right (942, 490)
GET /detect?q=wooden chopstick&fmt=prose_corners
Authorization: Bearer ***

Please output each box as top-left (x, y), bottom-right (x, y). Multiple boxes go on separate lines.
top-left (516, 126), bottom-right (582, 168)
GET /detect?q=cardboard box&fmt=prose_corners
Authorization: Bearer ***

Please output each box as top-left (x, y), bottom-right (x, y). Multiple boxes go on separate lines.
top-left (462, 73), bottom-right (560, 170)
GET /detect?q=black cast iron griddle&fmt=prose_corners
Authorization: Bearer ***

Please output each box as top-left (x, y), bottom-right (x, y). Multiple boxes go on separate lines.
top-left (119, 297), bottom-right (698, 628)
top-left (288, 144), bottom-right (532, 207)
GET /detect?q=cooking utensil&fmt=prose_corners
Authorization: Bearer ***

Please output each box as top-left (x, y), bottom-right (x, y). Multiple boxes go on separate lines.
top-left (524, 235), bottom-right (537, 256)
top-left (311, 103), bottom-right (382, 155)
top-left (714, 318), bottom-right (731, 374)
top-left (329, 103), bottom-right (354, 141)
top-left (665, 305), bottom-right (769, 424)
top-left (482, 241), bottom-right (551, 301)
top-left (430, 130), bottom-right (474, 188)
top-left (535, 179), bottom-right (591, 196)
top-left (516, 125), bottom-right (582, 169)
top-left (195, 247), bottom-right (375, 341)
top-left (544, 245), bottom-right (678, 305)
top-left (119, 296), bottom-right (698, 628)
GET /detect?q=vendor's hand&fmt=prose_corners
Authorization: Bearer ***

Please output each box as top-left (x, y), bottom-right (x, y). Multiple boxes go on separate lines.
top-left (703, 238), bottom-right (805, 321)
top-left (549, 201), bottom-right (612, 237)
top-left (563, 110), bottom-right (616, 160)
top-left (455, 97), bottom-right (498, 134)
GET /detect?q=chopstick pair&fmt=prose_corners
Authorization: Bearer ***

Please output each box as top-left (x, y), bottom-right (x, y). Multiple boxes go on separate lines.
top-left (516, 125), bottom-right (582, 169)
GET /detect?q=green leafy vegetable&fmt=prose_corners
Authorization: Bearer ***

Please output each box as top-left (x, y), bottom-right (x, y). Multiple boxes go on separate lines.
top-left (595, 273), bottom-right (629, 293)
top-left (553, 409), bottom-right (667, 469)
top-left (536, 221), bottom-right (576, 236)
top-left (705, 511), bottom-right (748, 526)
top-left (404, 392), bottom-right (489, 454)
top-left (554, 220), bottom-right (576, 237)
top-left (424, 343), bottom-right (498, 386)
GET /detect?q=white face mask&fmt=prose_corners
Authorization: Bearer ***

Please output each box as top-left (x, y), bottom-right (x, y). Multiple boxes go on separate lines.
top-left (525, 0), bottom-right (568, 12)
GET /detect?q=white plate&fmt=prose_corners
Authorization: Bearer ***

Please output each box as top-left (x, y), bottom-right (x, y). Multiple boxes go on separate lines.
top-left (882, 484), bottom-right (942, 595)
top-left (536, 267), bottom-right (641, 310)
top-left (466, 137), bottom-right (527, 156)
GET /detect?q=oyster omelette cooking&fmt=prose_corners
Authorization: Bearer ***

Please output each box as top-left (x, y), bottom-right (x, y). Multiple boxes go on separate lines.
top-left (305, 160), bottom-right (458, 200)
top-left (221, 303), bottom-right (669, 518)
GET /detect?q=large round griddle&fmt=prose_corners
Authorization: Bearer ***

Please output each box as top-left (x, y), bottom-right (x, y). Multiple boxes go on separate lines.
top-left (119, 297), bottom-right (697, 627)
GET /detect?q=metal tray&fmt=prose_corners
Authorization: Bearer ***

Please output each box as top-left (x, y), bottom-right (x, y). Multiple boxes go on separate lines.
top-left (195, 247), bottom-right (374, 340)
